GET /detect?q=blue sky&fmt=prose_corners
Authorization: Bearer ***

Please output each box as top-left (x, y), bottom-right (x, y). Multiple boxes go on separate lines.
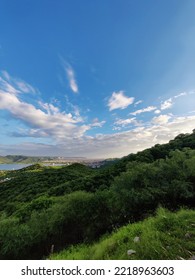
top-left (0, 0), bottom-right (195, 158)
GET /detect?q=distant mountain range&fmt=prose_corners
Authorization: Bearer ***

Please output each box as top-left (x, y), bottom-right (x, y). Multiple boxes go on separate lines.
top-left (0, 155), bottom-right (109, 166)
top-left (0, 155), bottom-right (55, 164)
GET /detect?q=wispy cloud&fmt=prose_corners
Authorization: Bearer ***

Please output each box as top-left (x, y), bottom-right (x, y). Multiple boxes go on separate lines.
top-left (0, 70), bottom-right (37, 94)
top-left (64, 95), bottom-right (81, 117)
top-left (107, 91), bottom-right (134, 111)
top-left (160, 98), bottom-right (173, 110)
top-left (38, 101), bottom-right (60, 115)
top-left (91, 118), bottom-right (106, 128)
top-left (61, 60), bottom-right (79, 93)
top-left (130, 106), bottom-right (156, 116)
top-left (154, 91), bottom-right (194, 115)
top-left (112, 117), bottom-right (141, 131)
top-left (114, 117), bottom-right (138, 128)
top-left (174, 92), bottom-right (187, 98)
top-left (152, 114), bottom-right (171, 124)
top-left (160, 91), bottom-right (188, 111)
top-left (134, 100), bottom-right (143, 107)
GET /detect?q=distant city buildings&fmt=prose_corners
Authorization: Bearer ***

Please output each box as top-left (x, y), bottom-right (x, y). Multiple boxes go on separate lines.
top-left (42, 158), bottom-right (105, 168)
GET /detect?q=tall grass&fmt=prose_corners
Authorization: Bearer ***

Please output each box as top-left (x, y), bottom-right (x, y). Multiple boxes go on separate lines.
top-left (50, 208), bottom-right (195, 260)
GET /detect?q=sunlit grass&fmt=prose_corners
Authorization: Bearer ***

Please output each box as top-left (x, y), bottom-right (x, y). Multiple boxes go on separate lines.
top-left (50, 208), bottom-right (195, 260)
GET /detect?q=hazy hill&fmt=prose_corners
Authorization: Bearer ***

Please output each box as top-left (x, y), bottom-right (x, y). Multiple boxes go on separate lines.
top-left (0, 155), bottom-right (53, 164)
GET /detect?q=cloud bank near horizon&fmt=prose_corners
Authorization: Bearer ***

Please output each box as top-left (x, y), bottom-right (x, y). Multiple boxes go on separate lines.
top-left (0, 71), bottom-right (194, 158)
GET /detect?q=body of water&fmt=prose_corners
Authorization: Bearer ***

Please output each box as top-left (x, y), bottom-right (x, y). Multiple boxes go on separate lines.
top-left (0, 164), bottom-right (31, 170)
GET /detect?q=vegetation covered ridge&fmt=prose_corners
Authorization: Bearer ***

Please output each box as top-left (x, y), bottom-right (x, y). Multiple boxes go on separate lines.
top-left (0, 130), bottom-right (194, 259)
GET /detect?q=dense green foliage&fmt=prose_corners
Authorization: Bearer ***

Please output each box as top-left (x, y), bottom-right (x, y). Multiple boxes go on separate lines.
top-left (50, 208), bottom-right (195, 260)
top-left (0, 130), bottom-right (194, 259)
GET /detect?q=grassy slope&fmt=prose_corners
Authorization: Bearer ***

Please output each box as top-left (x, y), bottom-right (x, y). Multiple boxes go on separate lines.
top-left (50, 208), bottom-right (195, 260)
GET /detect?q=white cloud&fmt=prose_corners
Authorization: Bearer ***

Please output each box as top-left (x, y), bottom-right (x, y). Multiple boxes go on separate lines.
top-left (114, 117), bottom-right (137, 127)
top-left (0, 72), bottom-right (108, 142)
top-left (38, 101), bottom-right (60, 115)
top-left (154, 109), bottom-right (161, 114)
top-left (2, 115), bottom-right (194, 158)
top-left (15, 81), bottom-right (36, 94)
top-left (0, 91), bottom-right (86, 138)
top-left (61, 60), bottom-right (78, 93)
top-left (134, 100), bottom-right (143, 107)
top-left (0, 70), bottom-right (36, 94)
top-left (0, 77), bottom-right (20, 94)
top-left (159, 91), bottom-right (192, 111)
top-left (160, 98), bottom-right (173, 110)
top-left (130, 106), bottom-right (156, 116)
top-left (112, 126), bottom-right (122, 131)
top-left (174, 92), bottom-right (187, 98)
top-left (1, 71), bottom-right (195, 159)
top-left (152, 114), bottom-right (171, 124)
top-left (113, 117), bottom-right (142, 132)
top-left (0, 93), bottom-right (93, 140)
top-left (91, 120), bottom-right (106, 128)
top-left (107, 91), bottom-right (134, 111)
top-left (66, 66), bottom-right (78, 93)
top-left (64, 95), bottom-right (81, 117)
top-left (0, 72), bottom-right (90, 140)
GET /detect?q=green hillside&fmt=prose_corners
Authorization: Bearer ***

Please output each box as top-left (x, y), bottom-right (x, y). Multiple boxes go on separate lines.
top-left (50, 208), bottom-right (195, 260)
top-left (0, 130), bottom-right (194, 259)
